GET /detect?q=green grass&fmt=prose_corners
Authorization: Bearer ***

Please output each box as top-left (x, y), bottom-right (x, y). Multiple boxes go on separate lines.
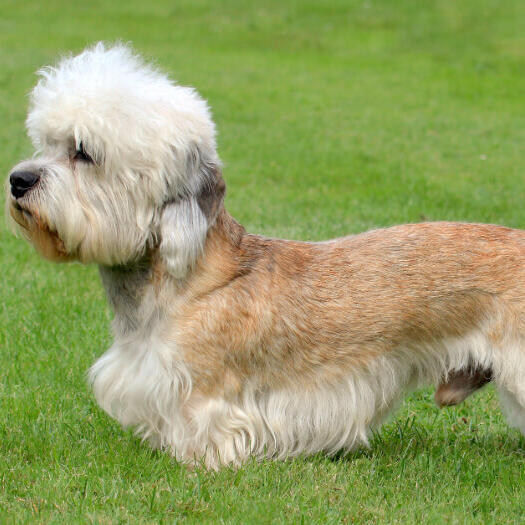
top-left (1, 0), bottom-right (525, 522)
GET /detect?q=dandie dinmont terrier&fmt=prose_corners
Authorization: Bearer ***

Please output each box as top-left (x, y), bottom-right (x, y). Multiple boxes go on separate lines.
top-left (7, 43), bottom-right (525, 469)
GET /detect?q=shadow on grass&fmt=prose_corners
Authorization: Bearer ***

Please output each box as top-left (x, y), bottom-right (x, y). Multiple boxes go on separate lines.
top-left (326, 414), bottom-right (525, 467)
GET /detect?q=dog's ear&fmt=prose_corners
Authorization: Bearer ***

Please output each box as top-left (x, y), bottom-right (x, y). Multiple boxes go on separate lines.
top-left (195, 167), bottom-right (226, 225)
top-left (159, 167), bottom-right (225, 278)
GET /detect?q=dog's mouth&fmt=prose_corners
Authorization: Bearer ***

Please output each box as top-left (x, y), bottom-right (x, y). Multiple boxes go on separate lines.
top-left (9, 198), bottom-right (33, 230)
top-left (9, 198), bottom-right (73, 262)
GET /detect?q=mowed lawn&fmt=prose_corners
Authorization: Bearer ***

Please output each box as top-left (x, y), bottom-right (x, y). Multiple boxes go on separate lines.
top-left (1, 0), bottom-right (525, 522)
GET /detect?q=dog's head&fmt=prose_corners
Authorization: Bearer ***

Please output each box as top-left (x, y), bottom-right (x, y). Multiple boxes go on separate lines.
top-left (6, 43), bottom-right (225, 276)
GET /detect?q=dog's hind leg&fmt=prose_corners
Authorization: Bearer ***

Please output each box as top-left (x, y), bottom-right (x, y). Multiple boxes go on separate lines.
top-left (496, 364), bottom-right (525, 435)
top-left (493, 334), bottom-right (525, 436)
top-left (498, 386), bottom-right (525, 435)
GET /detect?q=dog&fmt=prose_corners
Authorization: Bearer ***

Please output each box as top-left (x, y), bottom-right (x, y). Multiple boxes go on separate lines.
top-left (6, 43), bottom-right (525, 469)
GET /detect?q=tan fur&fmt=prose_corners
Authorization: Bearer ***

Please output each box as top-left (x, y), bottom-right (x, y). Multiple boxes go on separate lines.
top-left (9, 203), bottom-right (71, 262)
top-left (169, 212), bottom-right (524, 399)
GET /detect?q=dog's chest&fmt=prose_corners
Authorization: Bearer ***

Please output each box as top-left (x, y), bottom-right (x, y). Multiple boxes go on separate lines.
top-left (93, 265), bottom-right (191, 435)
top-left (89, 332), bottom-right (191, 438)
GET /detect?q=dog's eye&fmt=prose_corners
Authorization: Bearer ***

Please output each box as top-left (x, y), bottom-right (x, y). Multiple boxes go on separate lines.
top-left (74, 142), bottom-right (93, 163)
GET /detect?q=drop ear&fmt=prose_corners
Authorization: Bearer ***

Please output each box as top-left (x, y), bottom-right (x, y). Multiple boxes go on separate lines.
top-left (159, 167), bottom-right (225, 278)
top-left (195, 166), bottom-right (226, 225)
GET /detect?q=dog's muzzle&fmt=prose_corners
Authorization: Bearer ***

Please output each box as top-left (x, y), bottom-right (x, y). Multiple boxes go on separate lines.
top-left (10, 170), bottom-right (40, 198)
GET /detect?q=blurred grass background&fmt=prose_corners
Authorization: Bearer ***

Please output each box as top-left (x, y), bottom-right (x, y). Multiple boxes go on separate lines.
top-left (1, 0), bottom-right (525, 522)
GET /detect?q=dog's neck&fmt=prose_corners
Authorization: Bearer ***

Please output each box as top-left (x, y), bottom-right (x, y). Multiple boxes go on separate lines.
top-left (98, 255), bottom-right (162, 337)
top-left (98, 208), bottom-right (249, 338)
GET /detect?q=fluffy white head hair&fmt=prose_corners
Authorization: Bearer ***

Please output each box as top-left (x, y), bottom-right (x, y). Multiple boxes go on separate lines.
top-left (10, 43), bottom-right (223, 274)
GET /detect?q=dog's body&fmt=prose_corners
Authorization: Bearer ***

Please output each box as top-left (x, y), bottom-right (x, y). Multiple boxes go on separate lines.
top-left (91, 215), bottom-right (525, 468)
top-left (7, 44), bottom-right (525, 469)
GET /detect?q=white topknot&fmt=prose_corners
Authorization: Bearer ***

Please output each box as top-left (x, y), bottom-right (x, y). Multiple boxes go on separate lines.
top-left (26, 42), bottom-right (218, 191)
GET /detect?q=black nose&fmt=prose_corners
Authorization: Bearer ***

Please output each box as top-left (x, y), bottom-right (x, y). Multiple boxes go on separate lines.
top-left (10, 170), bottom-right (40, 198)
